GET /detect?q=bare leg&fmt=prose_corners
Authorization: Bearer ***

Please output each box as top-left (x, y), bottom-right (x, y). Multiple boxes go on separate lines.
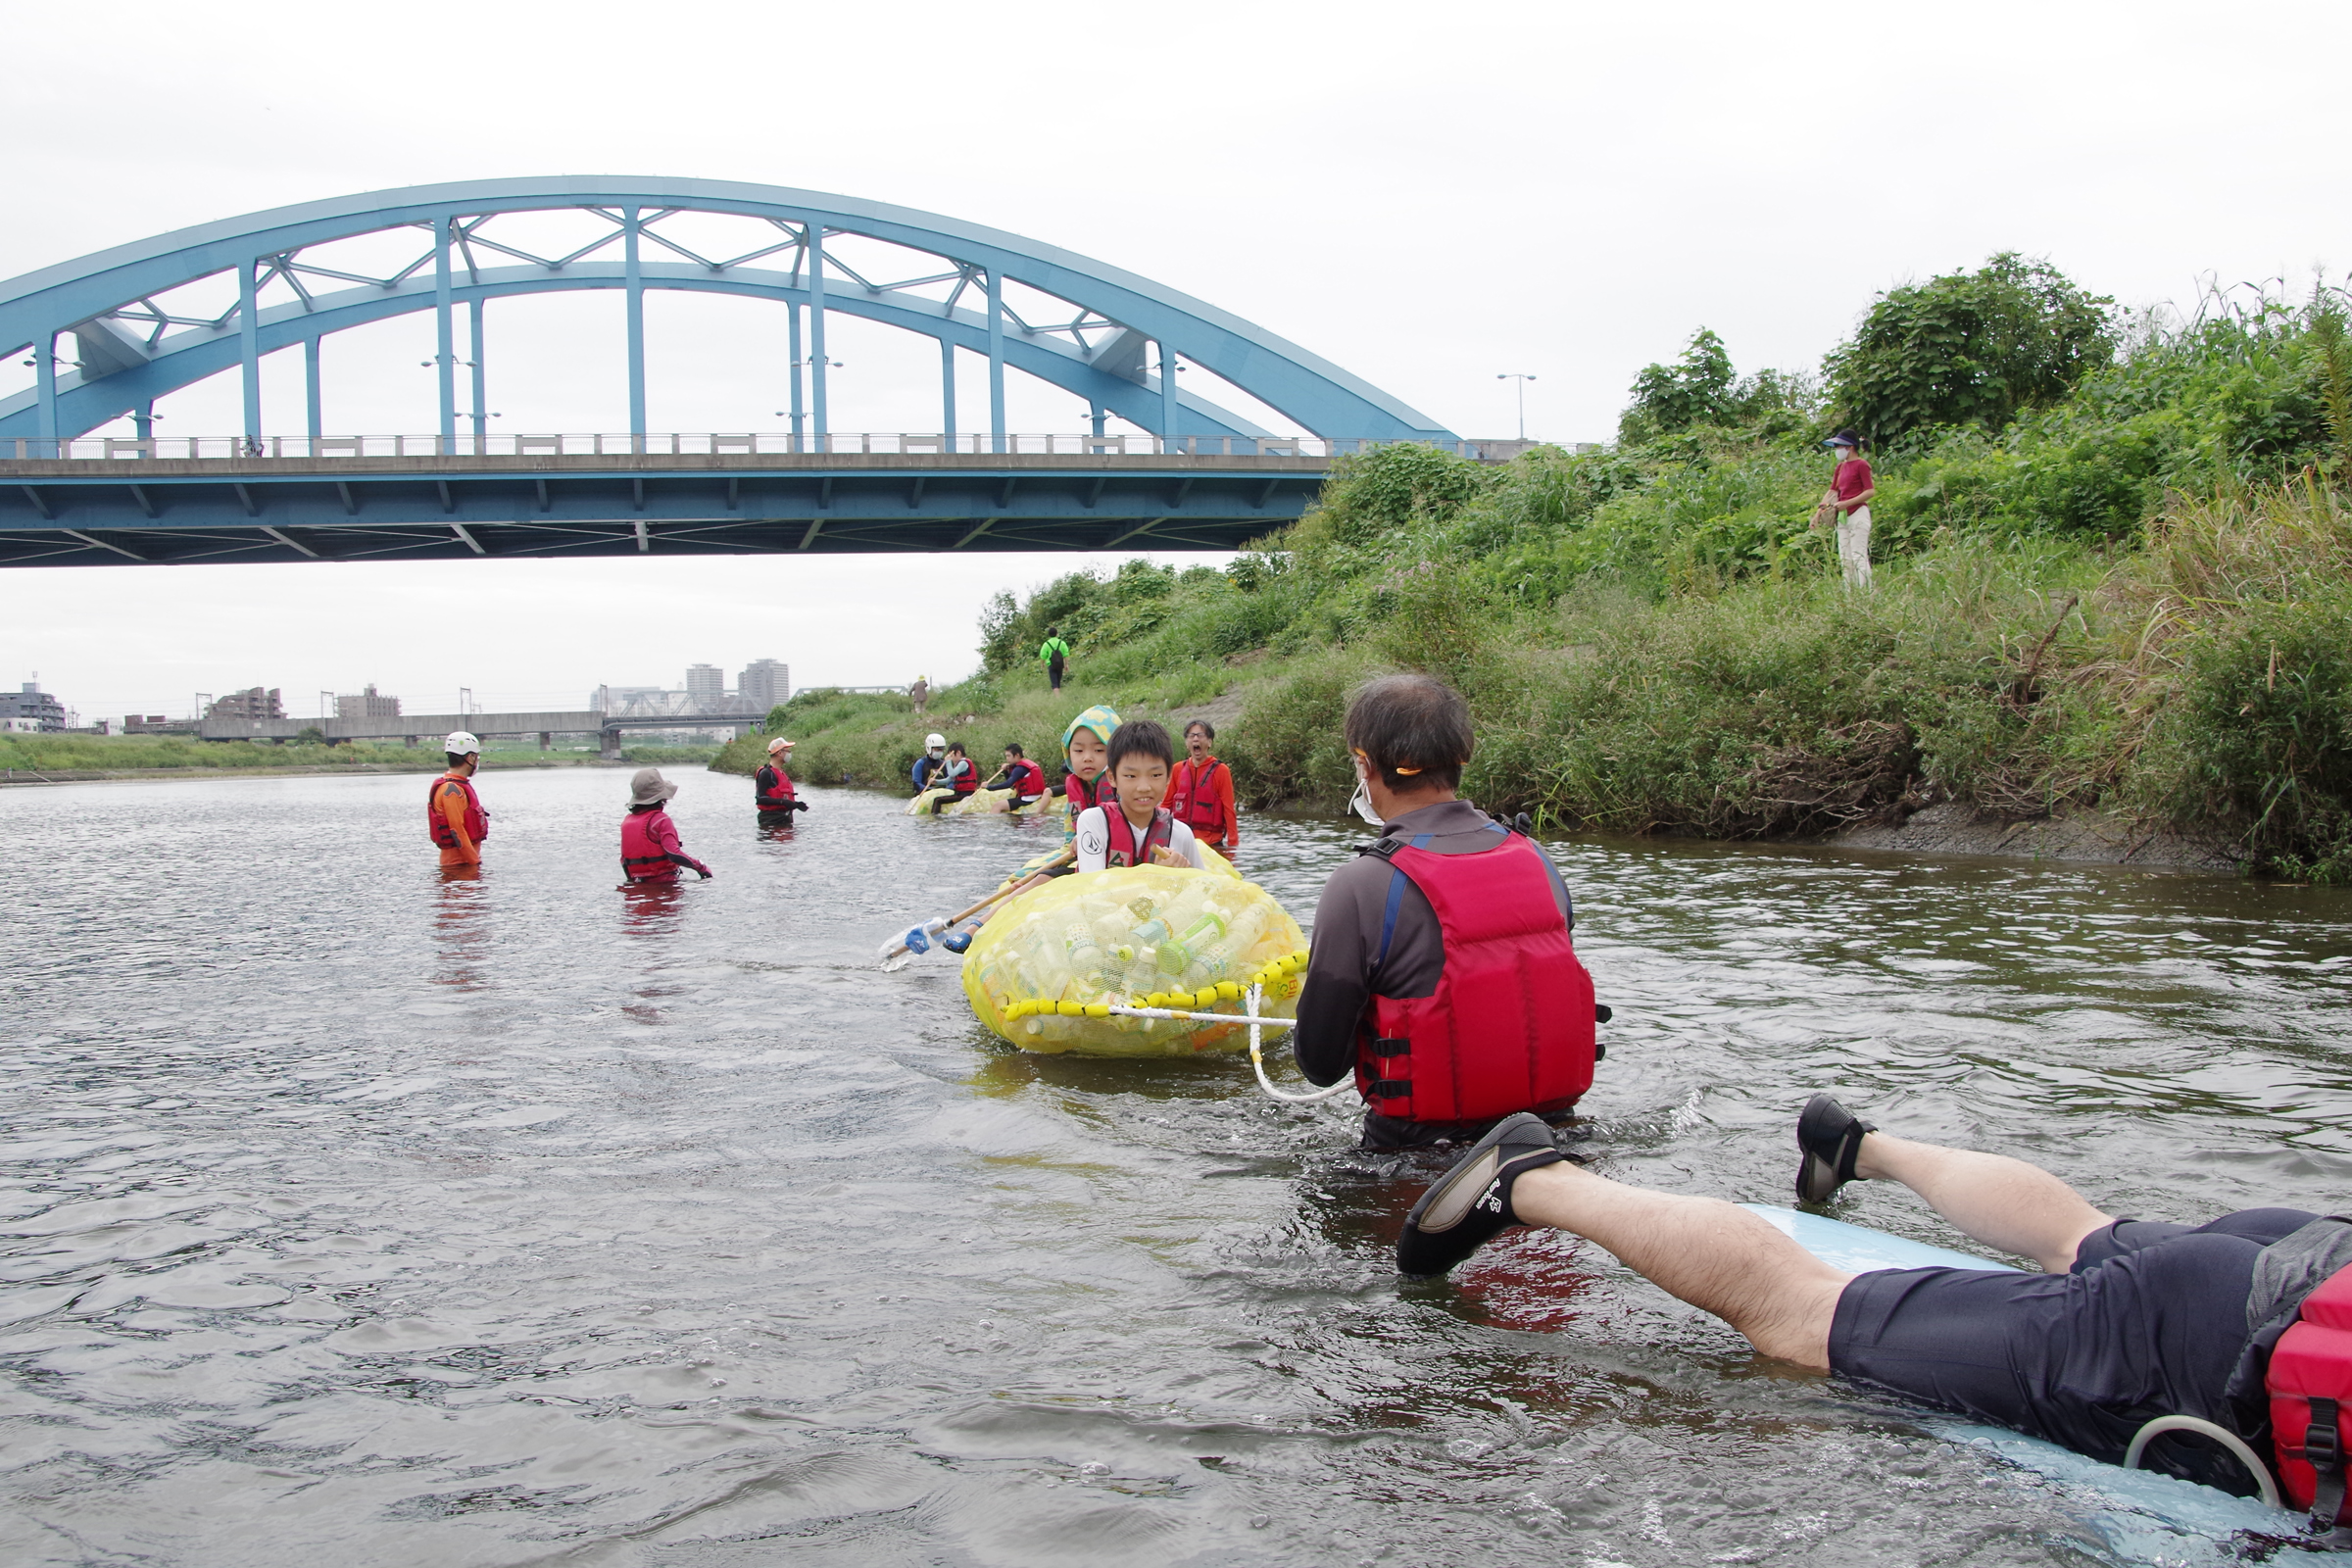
top-left (1853, 1132), bottom-right (2110, 1273)
top-left (1509, 1164), bottom-right (1851, 1370)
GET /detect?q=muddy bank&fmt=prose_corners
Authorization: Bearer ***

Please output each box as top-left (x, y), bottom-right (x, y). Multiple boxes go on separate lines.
top-left (1829, 801), bottom-right (2237, 872)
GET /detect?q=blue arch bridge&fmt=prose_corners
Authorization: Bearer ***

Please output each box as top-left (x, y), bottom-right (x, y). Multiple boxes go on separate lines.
top-left (0, 177), bottom-right (1515, 566)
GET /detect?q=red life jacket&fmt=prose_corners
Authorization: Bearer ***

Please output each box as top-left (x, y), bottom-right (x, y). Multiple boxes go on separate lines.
top-left (426, 773), bottom-right (488, 849)
top-left (2269, 1263), bottom-right (2352, 1528)
top-left (1353, 827), bottom-right (1595, 1124)
top-left (946, 758), bottom-right (978, 796)
top-left (1065, 770), bottom-right (1113, 810)
top-left (620, 808), bottom-right (676, 880)
top-left (756, 763), bottom-right (796, 810)
top-left (1102, 807), bottom-right (1175, 867)
top-left (1004, 758), bottom-right (1046, 799)
top-left (1169, 757), bottom-right (1231, 841)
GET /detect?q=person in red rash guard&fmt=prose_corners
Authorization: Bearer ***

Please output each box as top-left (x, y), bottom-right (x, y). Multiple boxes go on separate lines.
top-left (620, 768), bottom-right (711, 883)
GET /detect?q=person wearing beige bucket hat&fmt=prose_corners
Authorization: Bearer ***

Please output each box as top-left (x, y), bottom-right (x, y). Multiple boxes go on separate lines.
top-left (620, 768), bottom-right (711, 883)
top-left (755, 736), bottom-right (807, 828)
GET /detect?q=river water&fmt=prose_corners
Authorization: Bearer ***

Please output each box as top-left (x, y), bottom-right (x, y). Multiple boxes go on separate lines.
top-left (5, 766), bottom-right (2351, 1567)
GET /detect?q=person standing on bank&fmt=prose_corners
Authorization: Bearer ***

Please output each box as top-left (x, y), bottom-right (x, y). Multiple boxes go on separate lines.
top-left (1038, 629), bottom-right (1071, 695)
top-left (1168, 719), bottom-right (1239, 858)
top-left (428, 730), bottom-right (488, 870)
top-left (1814, 428), bottom-right (1876, 591)
top-left (909, 675), bottom-right (930, 716)
top-left (1292, 674), bottom-right (1599, 1151)
top-left (755, 736), bottom-right (808, 828)
top-left (621, 769), bottom-right (712, 882)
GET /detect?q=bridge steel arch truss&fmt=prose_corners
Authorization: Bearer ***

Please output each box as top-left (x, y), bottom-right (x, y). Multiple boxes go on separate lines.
top-left (0, 176), bottom-right (1456, 455)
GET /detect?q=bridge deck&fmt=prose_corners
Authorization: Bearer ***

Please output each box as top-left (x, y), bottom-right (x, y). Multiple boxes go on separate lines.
top-left (0, 450), bottom-right (1332, 565)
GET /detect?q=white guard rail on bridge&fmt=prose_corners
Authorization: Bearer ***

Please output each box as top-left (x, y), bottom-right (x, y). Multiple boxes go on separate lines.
top-left (5, 432), bottom-right (1530, 462)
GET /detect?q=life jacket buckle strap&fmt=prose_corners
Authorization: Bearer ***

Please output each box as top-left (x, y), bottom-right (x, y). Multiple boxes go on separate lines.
top-left (1369, 1078), bottom-right (1411, 1101)
top-left (1368, 1036), bottom-right (1411, 1057)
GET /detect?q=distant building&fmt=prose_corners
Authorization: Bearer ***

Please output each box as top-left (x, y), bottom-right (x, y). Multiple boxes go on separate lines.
top-left (1, 715), bottom-right (41, 733)
top-left (0, 682), bottom-right (67, 733)
top-left (124, 714), bottom-right (194, 734)
top-left (685, 663), bottom-right (726, 709)
top-left (208, 687), bottom-right (284, 721)
top-left (740, 659), bottom-right (789, 713)
top-left (336, 683), bottom-right (402, 718)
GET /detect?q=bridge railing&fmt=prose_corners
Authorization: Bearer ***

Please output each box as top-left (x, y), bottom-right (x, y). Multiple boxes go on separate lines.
top-left (5, 432), bottom-right (1522, 462)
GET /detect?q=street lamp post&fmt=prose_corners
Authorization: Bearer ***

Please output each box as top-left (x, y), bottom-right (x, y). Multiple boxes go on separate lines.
top-left (1496, 373), bottom-right (1537, 442)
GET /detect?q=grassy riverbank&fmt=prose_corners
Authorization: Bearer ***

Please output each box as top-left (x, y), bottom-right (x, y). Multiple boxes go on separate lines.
top-left (723, 267), bottom-right (2352, 881)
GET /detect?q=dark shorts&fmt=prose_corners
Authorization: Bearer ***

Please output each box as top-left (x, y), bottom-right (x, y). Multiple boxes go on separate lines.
top-left (1829, 1207), bottom-right (2316, 1494)
top-left (1359, 1106), bottom-right (1578, 1151)
top-left (757, 809), bottom-right (797, 827)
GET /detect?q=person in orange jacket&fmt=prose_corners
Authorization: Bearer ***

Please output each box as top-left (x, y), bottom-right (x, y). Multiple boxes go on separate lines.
top-left (428, 730), bottom-right (488, 869)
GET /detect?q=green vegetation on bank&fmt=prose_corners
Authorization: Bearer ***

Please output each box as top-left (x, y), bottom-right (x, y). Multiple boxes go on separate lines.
top-left (724, 260), bottom-right (2352, 881)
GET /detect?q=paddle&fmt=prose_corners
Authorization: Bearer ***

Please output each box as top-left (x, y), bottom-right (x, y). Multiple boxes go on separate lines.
top-left (877, 845), bottom-right (1076, 970)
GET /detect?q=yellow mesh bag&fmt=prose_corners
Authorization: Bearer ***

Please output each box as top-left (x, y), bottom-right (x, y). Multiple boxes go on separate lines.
top-left (961, 862), bottom-right (1307, 1056)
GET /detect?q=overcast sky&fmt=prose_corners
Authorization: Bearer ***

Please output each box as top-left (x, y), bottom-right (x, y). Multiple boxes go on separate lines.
top-left (6, 0), bottom-right (2350, 722)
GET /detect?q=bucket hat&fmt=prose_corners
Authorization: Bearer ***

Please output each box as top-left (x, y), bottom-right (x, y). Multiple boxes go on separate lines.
top-left (629, 767), bottom-right (677, 807)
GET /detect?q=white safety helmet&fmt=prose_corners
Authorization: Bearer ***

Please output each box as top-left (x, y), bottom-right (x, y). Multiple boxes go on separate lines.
top-left (445, 730), bottom-right (481, 755)
top-left (924, 732), bottom-right (947, 753)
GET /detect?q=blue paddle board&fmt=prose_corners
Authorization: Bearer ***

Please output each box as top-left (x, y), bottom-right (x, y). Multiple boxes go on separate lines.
top-left (1744, 1203), bottom-right (2299, 1562)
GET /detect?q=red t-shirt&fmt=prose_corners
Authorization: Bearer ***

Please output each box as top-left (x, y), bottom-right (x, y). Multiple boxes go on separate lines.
top-left (1833, 458), bottom-right (1874, 508)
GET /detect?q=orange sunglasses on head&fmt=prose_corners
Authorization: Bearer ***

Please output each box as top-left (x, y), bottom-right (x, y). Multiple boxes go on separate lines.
top-left (1352, 748), bottom-right (1421, 776)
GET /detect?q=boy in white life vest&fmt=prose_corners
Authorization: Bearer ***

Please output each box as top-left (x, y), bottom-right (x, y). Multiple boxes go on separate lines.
top-left (1291, 674), bottom-right (1597, 1150)
top-left (1072, 719), bottom-right (1205, 871)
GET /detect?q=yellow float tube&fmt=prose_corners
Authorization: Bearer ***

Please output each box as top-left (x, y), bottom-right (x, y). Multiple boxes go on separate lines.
top-left (961, 861), bottom-right (1307, 1056)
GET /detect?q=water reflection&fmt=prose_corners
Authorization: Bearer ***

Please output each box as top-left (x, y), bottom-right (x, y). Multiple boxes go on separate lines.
top-left (1, 769), bottom-right (2348, 1566)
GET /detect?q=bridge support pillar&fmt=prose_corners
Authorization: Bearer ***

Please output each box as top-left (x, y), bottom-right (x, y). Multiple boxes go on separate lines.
top-left (623, 207), bottom-right (646, 451)
top-left (987, 269), bottom-right (1005, 454)
top-left (239, 261), bottom-right (262, 453)
top-left (405, 735), bottom-right (417, 748)
top-left (539, 731), bottom-right (551, 752)
top-left (435, 217), bottom-right (458, 446)
top-left (601, 726), bottom-right (621, 760)
top-left (808, 225), bottom-right (829, 443)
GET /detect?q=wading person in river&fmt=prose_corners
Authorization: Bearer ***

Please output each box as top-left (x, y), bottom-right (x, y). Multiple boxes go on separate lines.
top-left (1291, 674), bottom-right (1598, 1150)
top-left (1394, 1095), bottom-right (2352, 1530)
top-left (1169, 719), bottom-right (1239, 858)
top-left (755, 736), bottom-right (807, 828)
top-left (1813, 428), bottom-right (1876, 591)
top-left (428, 730), bottom-right (488, 871)
top-left (621, 769), bottom-right (712, 882)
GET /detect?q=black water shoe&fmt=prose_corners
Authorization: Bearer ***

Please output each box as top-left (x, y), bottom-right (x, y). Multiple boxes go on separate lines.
top-left (1795, 1094), bottom-right (1876, 1204)
top-left (1396, 1112), bottom-right (1568, 1277)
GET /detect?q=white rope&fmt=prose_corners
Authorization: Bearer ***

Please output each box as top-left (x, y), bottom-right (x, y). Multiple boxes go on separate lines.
top-left (2121, 1414), bottom-right (2280, 1509)
top-left (1247, 982), bottom-right (1352, 1104)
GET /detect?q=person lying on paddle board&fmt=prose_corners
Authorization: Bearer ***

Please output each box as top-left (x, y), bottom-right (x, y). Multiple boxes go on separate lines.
top-left (1072, 719), bottom-right (1205, 871)
top-left (1395, 1095), bottom-right (2352, 1527)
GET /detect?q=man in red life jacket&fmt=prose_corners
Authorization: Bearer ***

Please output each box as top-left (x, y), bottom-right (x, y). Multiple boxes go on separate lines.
top-left (1292, 674), bottom-right (1597, 1151)
top-left (755, 736), bottom-right (808, 828)
top-left (621, 768), bottom-right (711, 882)
top-left (427, 730), bottom-right (488, 870)
top-left (1393, 1095), bottom-right (2352, 1536)
top-left (1168, 719), bottom-right (1239, 857)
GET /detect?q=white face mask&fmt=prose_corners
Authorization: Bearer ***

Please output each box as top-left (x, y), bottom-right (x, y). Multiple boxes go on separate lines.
top-left (1348, 775), bottom-right (1383, 826)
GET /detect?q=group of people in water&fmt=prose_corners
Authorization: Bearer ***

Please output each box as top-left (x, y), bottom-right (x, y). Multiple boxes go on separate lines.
top-left (424, 677), bottom-right (2352, 1540)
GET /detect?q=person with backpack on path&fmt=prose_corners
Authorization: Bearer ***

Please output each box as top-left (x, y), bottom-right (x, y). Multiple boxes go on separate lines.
top-left (1038, 630), bottom-right (1071, 694)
